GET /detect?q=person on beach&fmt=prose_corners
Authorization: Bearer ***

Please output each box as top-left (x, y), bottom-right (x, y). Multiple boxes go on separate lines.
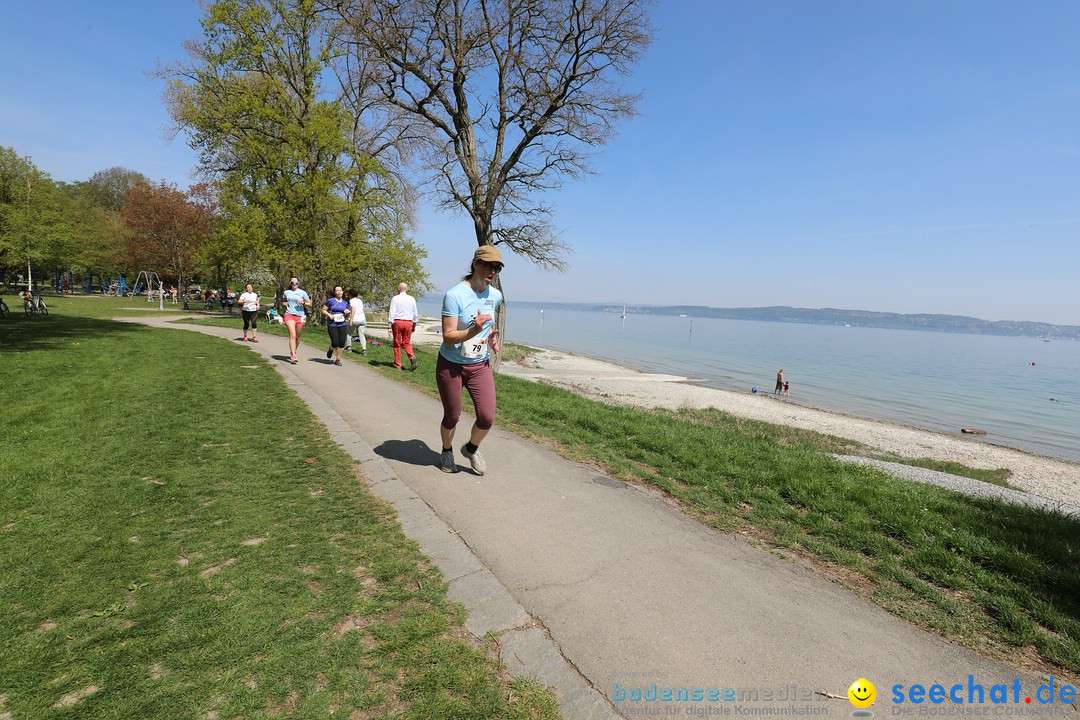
top-left (436, 246), bottom-right (504, 475)
top-left (345, 289), bottom-right (367, 354)
top-left (238, 283), bottom-right (260, 342)
top-left (282, 277), bottom-right (312, 365)
top-left (784, 381), bottom-right (790, 395)
top-left (775, 369), bottom-right (785, 395)
top-left (322, 285), bottom-right (351, 366)
top-left (388, 282), bottom-right (419, 371)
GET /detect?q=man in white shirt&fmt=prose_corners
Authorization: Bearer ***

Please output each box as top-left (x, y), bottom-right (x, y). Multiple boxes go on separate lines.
top-left (388, 282), bottom-right (419, 370)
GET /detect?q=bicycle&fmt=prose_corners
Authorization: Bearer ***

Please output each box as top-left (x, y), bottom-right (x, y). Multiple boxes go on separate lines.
top-left (24, 294), bottom-right (49, 317)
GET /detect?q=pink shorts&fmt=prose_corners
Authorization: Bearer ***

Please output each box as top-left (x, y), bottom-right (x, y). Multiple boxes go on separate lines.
top-left (284, 313), bottom-right (305, 325)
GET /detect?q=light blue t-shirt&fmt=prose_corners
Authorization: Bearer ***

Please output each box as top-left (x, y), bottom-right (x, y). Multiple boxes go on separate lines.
top-left (283, 288), bottom-right (309, 316)
top-left (439, 281), bottom-right (503, 365)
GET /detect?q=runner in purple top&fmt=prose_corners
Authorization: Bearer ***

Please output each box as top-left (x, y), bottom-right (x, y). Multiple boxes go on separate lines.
top-left (321, 285), bottom-right (351, 367)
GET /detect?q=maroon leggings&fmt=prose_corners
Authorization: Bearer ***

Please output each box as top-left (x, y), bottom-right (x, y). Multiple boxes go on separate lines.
top-left (436, 354), bottom-right (496, 431)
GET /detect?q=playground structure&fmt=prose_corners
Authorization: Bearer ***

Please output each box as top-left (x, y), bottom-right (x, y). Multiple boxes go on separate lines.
top-left (129, 271), bottom-right (165, 310)
top-left (101, 274), bottom-right (128, 296)
top-left (11, 269), bottom-right (193, 307)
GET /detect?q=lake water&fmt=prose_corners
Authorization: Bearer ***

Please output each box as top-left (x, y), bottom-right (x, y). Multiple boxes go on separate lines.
top-left (419, 301), bottom-right (1079, 461)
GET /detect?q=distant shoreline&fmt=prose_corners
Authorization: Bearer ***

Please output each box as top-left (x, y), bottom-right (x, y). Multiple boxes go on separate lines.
top-left (507, 300), bottom-right (1080, 340)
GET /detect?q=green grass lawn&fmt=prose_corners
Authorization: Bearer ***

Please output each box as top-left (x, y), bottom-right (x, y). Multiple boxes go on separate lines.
top-left (5, 292), bottom-right (222, 320)
top-left (866, 455), bottom-right (1017, 488)
top-left (190, 321), bottom-right (1077, 680)
top-left (29, 302), bottom-right (1080, 681)
top-left (0, 309), bottom-right (560, 719)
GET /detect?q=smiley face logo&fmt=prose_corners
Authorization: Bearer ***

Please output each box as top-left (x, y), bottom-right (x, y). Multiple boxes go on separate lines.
top-left (848, 678), bottom-right (876, 709)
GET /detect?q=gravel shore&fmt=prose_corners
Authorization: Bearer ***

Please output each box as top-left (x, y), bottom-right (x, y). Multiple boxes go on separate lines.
top-left (499, 346), bottom-right (1080, 516)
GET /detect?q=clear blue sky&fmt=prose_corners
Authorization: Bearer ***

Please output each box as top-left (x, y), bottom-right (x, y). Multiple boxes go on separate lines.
top-left (2, 1), bottom-right (1078, 324)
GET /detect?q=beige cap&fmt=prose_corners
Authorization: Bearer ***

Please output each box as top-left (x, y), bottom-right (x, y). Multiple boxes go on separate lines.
top-left (473, 245), bottom-right (504, 267)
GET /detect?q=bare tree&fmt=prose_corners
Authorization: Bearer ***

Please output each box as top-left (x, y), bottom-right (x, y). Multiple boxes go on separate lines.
top-left (329, 0), bottom-right (652, 357)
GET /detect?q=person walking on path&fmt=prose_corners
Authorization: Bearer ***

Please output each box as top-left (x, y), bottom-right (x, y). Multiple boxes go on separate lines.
top-left (282, 277), bottom-right (312, 365)
top-left (388, 282), bottom-right (419, 371)
top-left (322, 285), bottom-right (351, 367)
top-left (775, 369), bottom-right (785, 396)
top-left (238, 283), bottom-right (260, 342)
top-left (345, 289), bottom-right (367, 354)
top-left (435, 246), bottom-right (504, 475)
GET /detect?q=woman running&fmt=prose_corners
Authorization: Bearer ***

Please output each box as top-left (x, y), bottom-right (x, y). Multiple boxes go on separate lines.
top-left (238, 283), bottom-right (260, 342)
top-left (322, 285), bottom-right (351, 366)
top-left (436, 246), bottom-right (504, 475)
top-left (345, 289), bottom-right (367, 354)
top-left (282, 277), bottom-right (311, 364)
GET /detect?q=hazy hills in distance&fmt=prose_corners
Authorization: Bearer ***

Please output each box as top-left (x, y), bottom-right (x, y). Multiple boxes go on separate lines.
top-left (512, 302), bottom-right (1079, 340)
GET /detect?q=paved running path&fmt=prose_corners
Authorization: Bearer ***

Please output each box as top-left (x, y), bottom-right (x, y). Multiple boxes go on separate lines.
top-left (130, 318), bottom-right (1072, 719)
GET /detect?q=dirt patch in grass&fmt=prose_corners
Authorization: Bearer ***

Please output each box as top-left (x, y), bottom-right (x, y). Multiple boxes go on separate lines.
top-left (52, 685), bottom-right (100, 708)
top-left (267, 690), bottom-right (300, 716)
top-left (332, 614), bottom-right (375, 638)
top-left (199, 558), bottom-right (237, 578)
top-left (351, 564), bottom-right (379, 590)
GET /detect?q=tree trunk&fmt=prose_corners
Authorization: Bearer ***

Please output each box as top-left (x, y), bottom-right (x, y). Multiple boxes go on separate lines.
top-left (474, 213), bottom-right (505, 372)
top-left (491, 273), bottom-right (506, 373)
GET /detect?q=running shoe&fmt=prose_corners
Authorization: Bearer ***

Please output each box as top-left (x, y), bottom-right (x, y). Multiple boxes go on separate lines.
top-left (409, 356), bottom-right (418, 371)
top-left (460, 444), bottom-right (486, 475)
top-left (326, 346), bottom-right (333, 359)
top-left (439, 449), bottom-right (458, 473)
top-left (290, 356), bottom-right (298, 365)
top-left (334, 359), bottom-right (342, 366)
top-left (251, 338), bottom-right (258, 343)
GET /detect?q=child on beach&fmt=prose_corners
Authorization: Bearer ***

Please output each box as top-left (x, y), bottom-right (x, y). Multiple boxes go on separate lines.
top-left (784, 381), bottom-right (790, 395)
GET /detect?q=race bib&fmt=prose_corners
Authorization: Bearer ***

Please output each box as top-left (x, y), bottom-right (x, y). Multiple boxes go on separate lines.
top-left (461, 337), bottom-right (487, 359)
top-left (332, 313), bottom-right (345, 323)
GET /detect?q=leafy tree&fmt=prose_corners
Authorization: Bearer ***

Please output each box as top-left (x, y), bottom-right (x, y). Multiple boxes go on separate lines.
top-left (57, 181), bottom-right (130, 288)
top-left (72, 168), bottom-right (152, 285)
top-left (160, 0), bottom-right (427, 316)
top-left (329, 0), bottom-right (653, 360)
top-left (122, 181), bottom-right (213, 291)
top-left (0, 147), bottom-right (70, 287)
top-left (80, 166), bottom-right (150, 212)
top-left (1, 153), bottom-right (162, 292)
top-left (200, 193), bottom-right (265, 290)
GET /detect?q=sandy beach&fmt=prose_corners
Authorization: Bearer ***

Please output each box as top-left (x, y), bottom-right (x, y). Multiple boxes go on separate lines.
top-left (495, 344), bottom-right (1080, 512)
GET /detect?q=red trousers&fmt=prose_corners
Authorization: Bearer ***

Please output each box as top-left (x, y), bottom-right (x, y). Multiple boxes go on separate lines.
top-left (391, 319), bottom-right (415, 368)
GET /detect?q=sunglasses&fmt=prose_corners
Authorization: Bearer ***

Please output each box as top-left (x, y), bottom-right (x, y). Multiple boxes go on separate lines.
top-left (477, 261), bottom-right (502, 272)
top-left (290, 280), bottom-right (299, 285)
